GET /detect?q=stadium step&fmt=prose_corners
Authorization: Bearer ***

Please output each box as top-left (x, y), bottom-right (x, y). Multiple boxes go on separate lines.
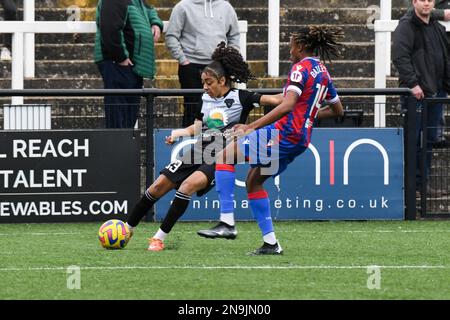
top-left (0, 1), bottom-right (409, 93)
top-left (22, 42), bottom-right (375, 63)
top-left (32, 0), bottom-right (410, 9)
top-left (1, 59), bottom-right (384, 79)
top-left (30, 23), bottom-right (374, 46)
top-left (7, 6), bottom-right (408, 26)
top-left (0, 77), bottom-right (399, 90)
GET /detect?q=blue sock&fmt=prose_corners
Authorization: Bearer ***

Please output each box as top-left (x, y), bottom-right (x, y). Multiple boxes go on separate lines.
top-left (248, 190), bottom-right (273, 236)
top-left (215, 164), bottom-right (235, 214)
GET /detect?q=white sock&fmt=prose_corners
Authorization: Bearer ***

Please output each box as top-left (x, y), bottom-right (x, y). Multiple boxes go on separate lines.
top-left (125, 222), bottom-right (134, 232)
top-left (220, 213), bottom-right (235, 226)
top-left (263, 232), bottom-right (277, 245)
top-left (154, 228), bottom-right (168, 241)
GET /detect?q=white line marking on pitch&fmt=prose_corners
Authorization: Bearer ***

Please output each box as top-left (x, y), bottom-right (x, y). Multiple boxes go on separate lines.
top-left (0, 230), bottom-right (449, 237)
top-left (0, 265), bottom-right (447, 272)
top-left (0, 232), bottom-right (82, 236)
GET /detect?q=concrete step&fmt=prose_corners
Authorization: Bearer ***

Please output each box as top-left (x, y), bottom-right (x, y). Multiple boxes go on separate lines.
top-left (0, 59), bottom-right (268, 78)
top-left (30, 41), bottom-right (376, 61)
top-left (31, 43), bottom-right (177, 60)
top-left (0, 76), bottom-right (399, 90)
top-left (13, 22), bottom-right (375, 46)
top-left (35, 0), bottom-right (98, 9)
top-left (33, 7), bottom-right (96, 21)
top-left (0, 59), bottom-right (378, 78)
top-left (35, 33), bottom-right (96, 45)
top-left (236, 7), bottom-right (408, 25)
top-left (32, 0), bottom-right (410, 9)
top-left (3, 6), bottom-right (409, 25)
top-left (251, 24), bottom-right (375, 43)
top-left (247, 42), bottom-right (375, 61)
top-left (277, 0), bottom-right (410, 8)
top-left (34, 23), bottom-right (374, 45)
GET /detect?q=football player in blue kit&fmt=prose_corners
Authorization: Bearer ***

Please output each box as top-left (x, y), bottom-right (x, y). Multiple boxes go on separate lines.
top-left (125, 42), bottom-right (282, 251)
top-left (198, 26), bottom-right (345, 255)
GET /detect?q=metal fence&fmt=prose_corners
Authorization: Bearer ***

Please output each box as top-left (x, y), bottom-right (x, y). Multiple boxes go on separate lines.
top-left (2, 88), bottom-right (449, 219)
top-left (417, 97), bottom-right (450, 218)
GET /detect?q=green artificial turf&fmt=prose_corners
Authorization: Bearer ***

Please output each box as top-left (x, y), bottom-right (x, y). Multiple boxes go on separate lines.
top-left (1, 220), bottom-right (450, 299)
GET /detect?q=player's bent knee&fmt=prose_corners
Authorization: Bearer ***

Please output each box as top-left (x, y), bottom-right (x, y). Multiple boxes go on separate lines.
top-left (180, 173), bottom-right (209, 194)
top-left (178, 180), bottom-right (200, 195)
top-left (149, 180), bottom-right (171, 197)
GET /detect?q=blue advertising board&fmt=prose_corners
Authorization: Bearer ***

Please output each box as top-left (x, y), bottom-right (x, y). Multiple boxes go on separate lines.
top-left (154, 128), bottom-right (404, 220)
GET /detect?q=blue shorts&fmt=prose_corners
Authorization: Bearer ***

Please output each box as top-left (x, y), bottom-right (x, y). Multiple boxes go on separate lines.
top-left (237, 124), bottom-right (307, 177)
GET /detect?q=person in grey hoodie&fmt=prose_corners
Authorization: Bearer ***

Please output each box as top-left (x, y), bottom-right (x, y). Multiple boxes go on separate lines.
top-left (165, 0), bottom-right (240, 127)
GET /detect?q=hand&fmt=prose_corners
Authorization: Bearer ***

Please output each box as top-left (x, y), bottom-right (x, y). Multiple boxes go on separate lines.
top-left (233, 124), bottom-right (253, 137)
top-left (180, 60), bottom-right (190, 66)
top-left (152, 25), bottom-right (161, 43)
top-left (444, 9), bottom-right (450, 22)
top-left (119, 58), bottom-right (133, 66)
top-left (411, 85), bottom-right (424, 100)
top-left (223, 128), bottom-right (234, 140)
top-left (165, 135), bottom-right (176, 145)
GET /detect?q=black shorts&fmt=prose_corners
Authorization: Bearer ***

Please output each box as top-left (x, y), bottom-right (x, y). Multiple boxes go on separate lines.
top-left (160, 159), bottom-right (216, 197)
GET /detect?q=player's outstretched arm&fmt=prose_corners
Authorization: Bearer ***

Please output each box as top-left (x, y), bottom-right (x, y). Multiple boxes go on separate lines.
top-left (249, 91), bottom-right (297, 129)
top-left (260, 93), bottom-right (284, 106)
top-left (317, 100), bottom-right (344, 119)
top-left (234, 91), bottom-right (297, 136)
top-left (165, 120), bottom-right (202, 144)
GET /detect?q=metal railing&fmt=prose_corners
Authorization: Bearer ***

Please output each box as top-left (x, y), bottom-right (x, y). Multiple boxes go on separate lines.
top-left (418, 97), bottom-right (450, 218)
top-left (1, 87), bottom-right (430, 220)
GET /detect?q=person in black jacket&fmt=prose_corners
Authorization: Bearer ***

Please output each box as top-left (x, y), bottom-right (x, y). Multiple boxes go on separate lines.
top-left (407, 0), bottom-right (450, 147)
top-left (393, 0), bottom-right (450, 195)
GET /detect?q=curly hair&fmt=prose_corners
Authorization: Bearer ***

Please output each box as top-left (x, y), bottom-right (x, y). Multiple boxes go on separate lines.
top-left (203, 42), bottom-right (252, 85)
top-left (292, 25), bottom-right (344, 62)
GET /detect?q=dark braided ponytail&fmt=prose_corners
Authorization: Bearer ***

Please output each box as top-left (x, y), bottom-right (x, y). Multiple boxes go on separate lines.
top-left (292, 25), bottom-right (344, 62)
top-left (203, 42), bottom-right (252, 85)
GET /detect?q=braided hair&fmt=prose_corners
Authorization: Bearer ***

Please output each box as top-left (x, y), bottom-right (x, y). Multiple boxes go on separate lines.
top-left (203, 42), bottom-right (252, 86)
top-left (292, 25), bottom-right (344, 62)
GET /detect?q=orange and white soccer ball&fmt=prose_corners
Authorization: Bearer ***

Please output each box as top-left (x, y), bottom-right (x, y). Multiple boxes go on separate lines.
top-left (98, 219), bottom-right (130, 249)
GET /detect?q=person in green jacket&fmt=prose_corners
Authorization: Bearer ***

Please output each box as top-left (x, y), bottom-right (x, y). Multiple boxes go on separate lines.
top-left (94, 0), bottom-right (163, 128)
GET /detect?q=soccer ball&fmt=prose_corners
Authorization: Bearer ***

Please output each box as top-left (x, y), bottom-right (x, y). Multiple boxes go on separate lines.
top-left (98, 219), bottom-right (130, 249)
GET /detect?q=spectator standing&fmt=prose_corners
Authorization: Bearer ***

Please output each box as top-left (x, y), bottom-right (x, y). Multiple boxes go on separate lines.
top-left (1, 0), bottom-right (18, 61)
top-left (407, 0), bottom-right (450, 147)
top-left (393, 0), bottom-right (450, 195)
top-left (94, 0), bottom-right (163, 128)
top-left (165, 0), bottom-right (240, 127)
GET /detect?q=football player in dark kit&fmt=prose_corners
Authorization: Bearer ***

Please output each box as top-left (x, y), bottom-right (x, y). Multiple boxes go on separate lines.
top-left (125, 42), bottom-right (282, 251)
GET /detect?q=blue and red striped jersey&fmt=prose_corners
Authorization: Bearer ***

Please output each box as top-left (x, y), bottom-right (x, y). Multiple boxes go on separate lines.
top-left (275, 57), bottom-right (339, 147)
